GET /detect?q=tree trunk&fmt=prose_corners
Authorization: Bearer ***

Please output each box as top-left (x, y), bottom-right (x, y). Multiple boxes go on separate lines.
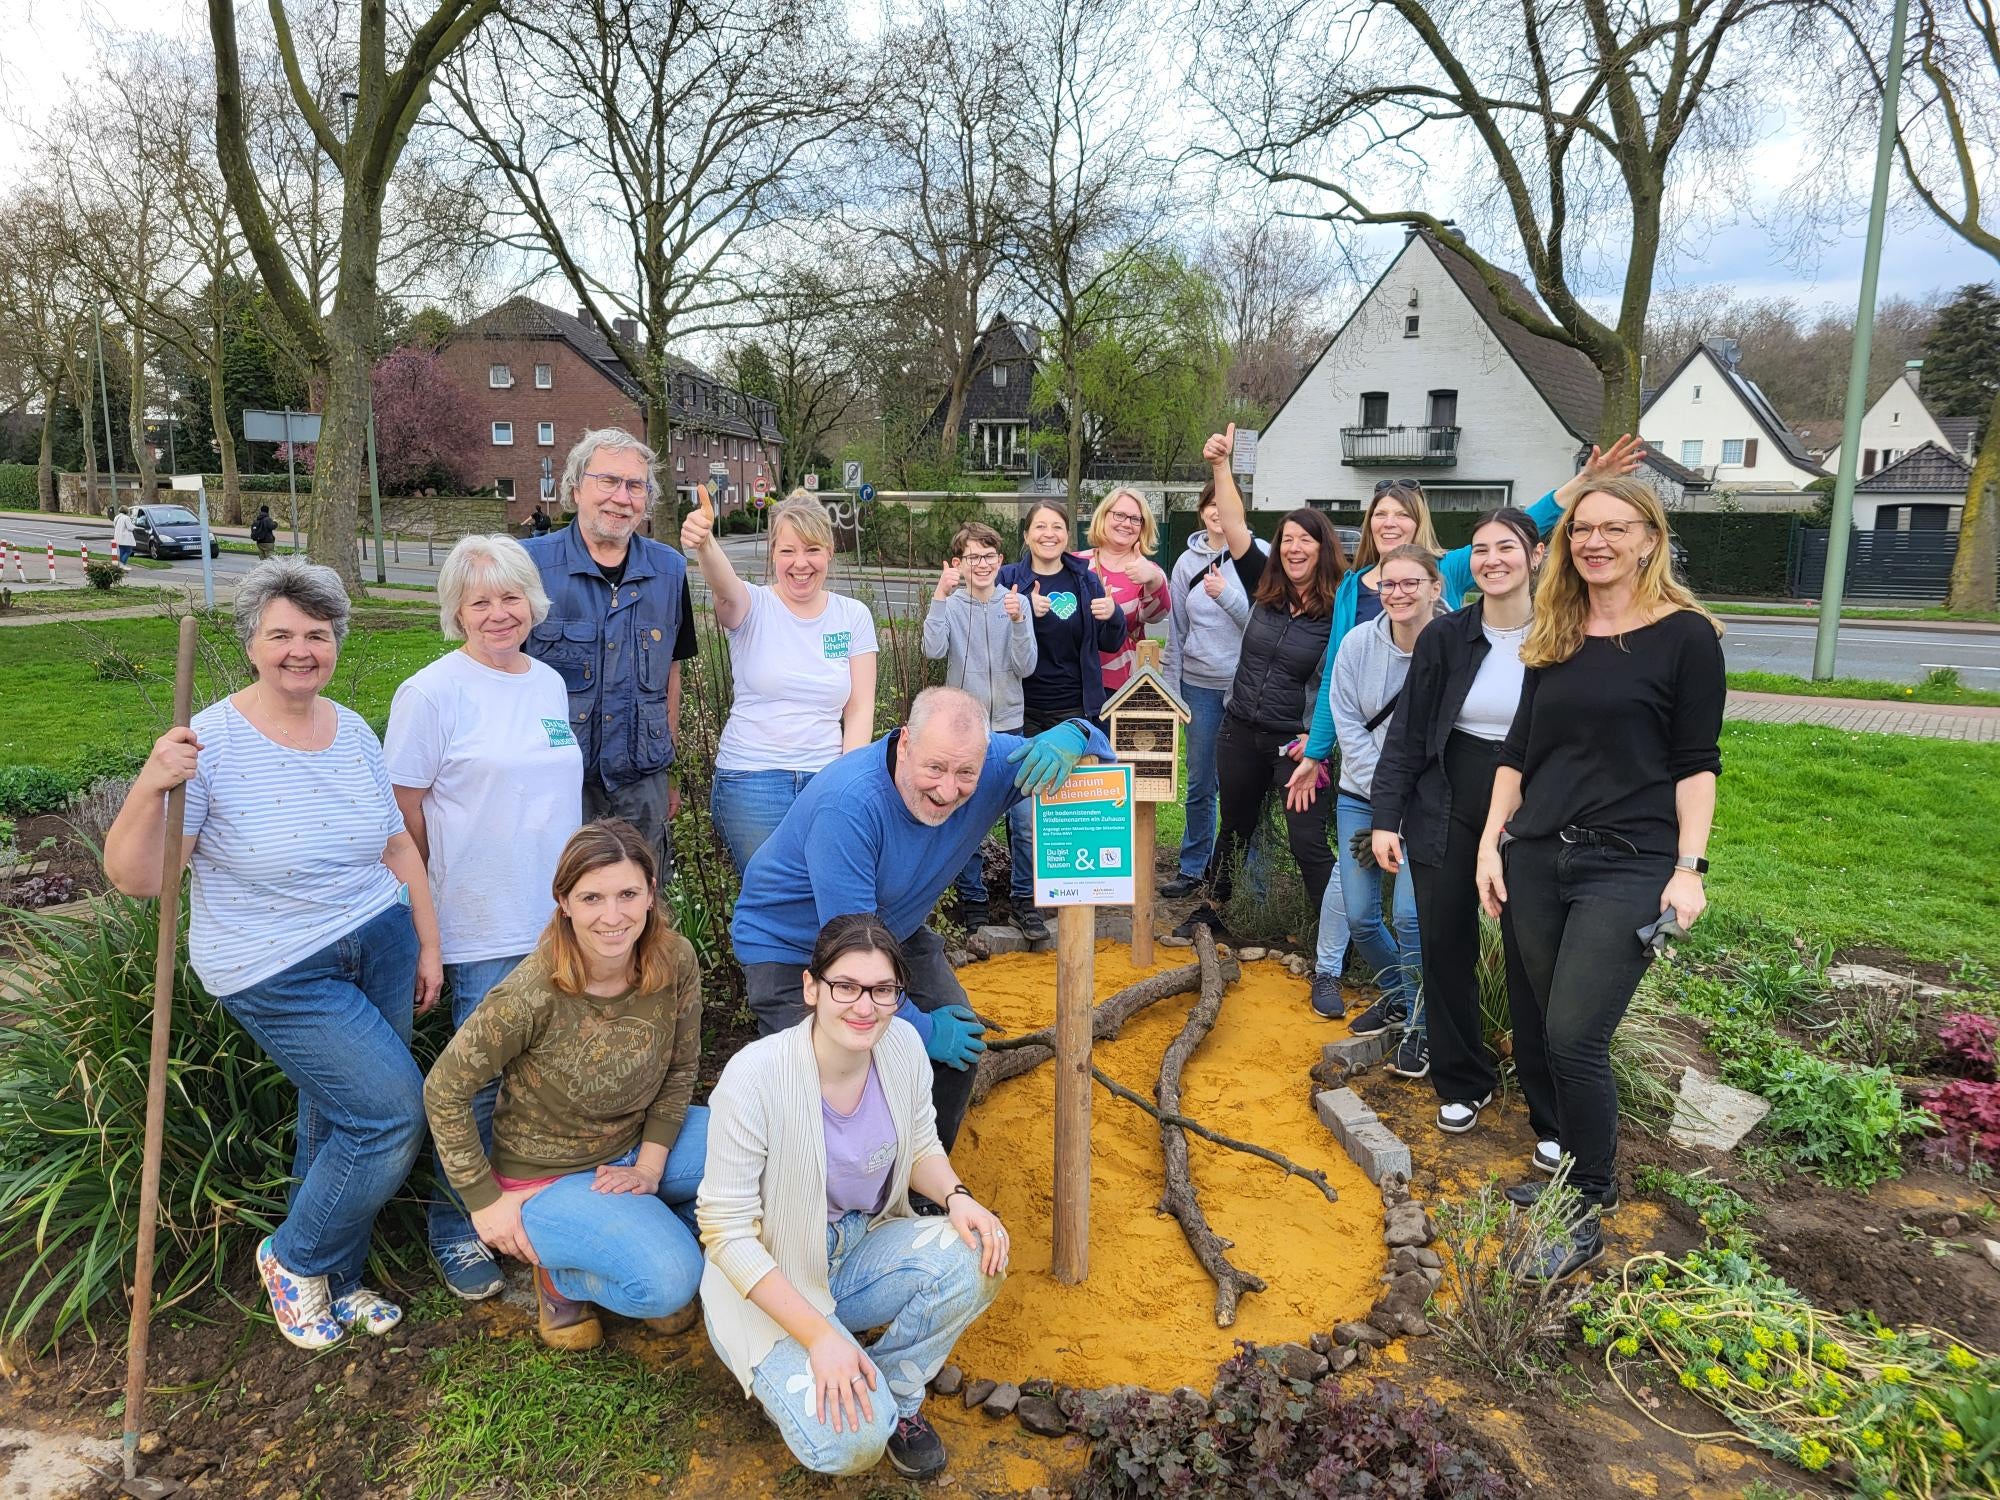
top-left (1946, 385), bottom-right (2000, 613)
top-left (36, 389), bottom-right (57, 512)
top-left (310, 324), bottom-right (369, 586)
top-left (127, 325), bottom-right (157, 502)
top-left (1064, 360), bottom-right (1085, 528)
top-left (1593, 341), bottom-right (1644, 450)
top-left (647, 387), bottom-right (674, 536)
top-left (209, 349), bottom-right (244, 525)
top-left (73, 368), bottom-right (97, 515)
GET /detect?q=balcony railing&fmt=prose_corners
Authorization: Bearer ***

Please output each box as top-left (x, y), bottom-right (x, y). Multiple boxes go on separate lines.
top-left (1339, 425), bottom-right (1462, 466)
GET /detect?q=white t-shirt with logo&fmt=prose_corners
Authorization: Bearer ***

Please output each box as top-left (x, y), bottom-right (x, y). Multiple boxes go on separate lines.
top-left (383, 650), bottom-right (584, 963)
top-left (717, 586), bottom-right (879, 773)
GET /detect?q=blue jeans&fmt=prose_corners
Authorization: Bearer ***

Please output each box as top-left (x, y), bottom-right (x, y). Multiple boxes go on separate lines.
top-left (748, 1211), bottom-right (1004, 1475)
top-left (711, 768), bottom-right (816, 876)
top-left (1334, 793), bottom-right (1421, 1022)
top-left (953, 847), bottom-right (988, 907)
top-left (1177, 684), bottom-right (1227, 880)
top-left (221, 902), bottom-right (424, 1295)
top-left (427, 954), bottom-right (530, 1254)
top-left (518, 1110), bottom-right (709, 1317)
top-left (1005, 797), bottom-right (1034, 904)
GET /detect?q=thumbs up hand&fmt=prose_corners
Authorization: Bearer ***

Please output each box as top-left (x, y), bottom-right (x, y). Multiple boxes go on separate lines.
top-left (1089, 589), bottom-right (1116, 621)
top-left (1030, 578), bottom-right (1051, 618)
top-left (680, 485), bottom-right (717, 552)
top-left (934, 556), bottom-right (963, 601)
top-left (1203, 423), bottom-right (1236, 469)
top-left (1004, 583), bottom-right (1024, 621)
top-left (1202, 561), bottom-right (1226, 600)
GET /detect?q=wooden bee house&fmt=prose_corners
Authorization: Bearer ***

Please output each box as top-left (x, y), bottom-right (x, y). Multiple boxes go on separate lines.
top-left (1102, 638), bottom-right (1190, 803)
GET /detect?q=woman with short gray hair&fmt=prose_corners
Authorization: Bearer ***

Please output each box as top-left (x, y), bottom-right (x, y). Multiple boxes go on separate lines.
top-left (104, 558), bottom-right (442, 1352)
top-left (383, 534), bottom-right (583, 1301)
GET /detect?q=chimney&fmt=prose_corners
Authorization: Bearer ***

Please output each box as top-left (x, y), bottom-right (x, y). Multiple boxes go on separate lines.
top-left (576, 305), bottom-right (589, 322)
top-left (1906, 358), bottom-right (1923, 392)
top-left (612, 317), bottom-right (638, 345)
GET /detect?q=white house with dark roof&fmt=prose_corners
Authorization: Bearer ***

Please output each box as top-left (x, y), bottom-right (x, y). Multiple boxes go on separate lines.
top-left (1639, 339), bottom-right (1828, 492)
top-left (1255, 229), bottom-right (1709, 513)
top-left (1848, 442), bottom-right (1973, 531)
top-left (1824, 364), bottom-right (1982, 479)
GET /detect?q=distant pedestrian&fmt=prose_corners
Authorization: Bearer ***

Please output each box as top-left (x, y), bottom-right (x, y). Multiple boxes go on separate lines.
top-left (113, 508), bottom-right (136, 568)
top-left (530, 505), bottom-right (552, 537)
top-left (251, 505), bottom-right (278, 560)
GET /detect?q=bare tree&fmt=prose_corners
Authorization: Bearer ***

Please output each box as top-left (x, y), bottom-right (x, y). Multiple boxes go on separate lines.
top-left (440, 0), bottom-right (856, 513)
top-left (0, 189), bottom-right (96, 511)
top-left (1193, 0), bottom-right (1799, 443)
top-left (723, 259), bottom-right (878, 491)
top-left (1199, 216), bottom-right (1343, 419)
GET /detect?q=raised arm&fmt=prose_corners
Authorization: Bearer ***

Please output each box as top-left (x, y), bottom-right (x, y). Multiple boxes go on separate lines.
top-left (680, 485), bottom-right (752, 632)
top-left (1202, 425), bottom-right (1254, 559)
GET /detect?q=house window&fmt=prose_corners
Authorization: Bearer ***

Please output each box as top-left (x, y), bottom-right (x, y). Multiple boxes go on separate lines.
top-left (1863, 449), bottom-right (1877, 476)
top-left (1422, 483), bottom-right (1511, 512)
top-left (726, 486), bottom-right (739, 505)
top-left (1404, 315), bottom-right (1420, 337)
top-left (492, 421), bottom-right (514, 446)
top-left (993, 364), bottom-right (1009, 388)
top-left (534, 363), bottom-right (552, 389)
top-left (1360, 392), bottom-right (1389, 427)
top-left (537, 422), bottom-right (555, 446)
top-left (1680, 440), bottom-right (1703, 466)
top-left (496, 477), bottom-right (515, 500)
top-left (1692, 384), bottom-right (1702, 402)
top-left (489, 364), bottom-right (512, 388)
top-left (1426, 390), bottom-right (1458, 427)
top-left (675, 455), bottom-right (685, 472)
top-left (1721, 439), bottom-right (1745, 465)
top-left (1891, 409), bottom-right (1901, 425)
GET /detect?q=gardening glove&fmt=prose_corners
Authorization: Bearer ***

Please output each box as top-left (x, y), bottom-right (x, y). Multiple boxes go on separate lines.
top-left (924, 1003), bottom-right (987, 1070)
top-left (1007, 721), bottom-right (1089, 794)
top-left (1347, 826), bottom-right (1379, 872)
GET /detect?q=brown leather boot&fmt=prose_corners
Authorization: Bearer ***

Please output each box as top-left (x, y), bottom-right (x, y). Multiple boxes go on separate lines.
top-left (536, 1268), bottom-right (602, 1351)
top-left (645, 1298), bottom-right (700, 1336)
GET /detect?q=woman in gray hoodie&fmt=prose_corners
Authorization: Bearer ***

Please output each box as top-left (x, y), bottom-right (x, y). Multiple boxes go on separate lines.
top-left (1160, 483), bottom-right (1266, 898)
top-left (1327, 544), bottom-right (1443, 1071)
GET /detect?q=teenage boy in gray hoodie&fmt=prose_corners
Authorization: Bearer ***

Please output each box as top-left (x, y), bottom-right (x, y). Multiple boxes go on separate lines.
top-left (1160, 485), bottom-right (1267, 898)
top-left (922, 520), bottom-right (1037, 927)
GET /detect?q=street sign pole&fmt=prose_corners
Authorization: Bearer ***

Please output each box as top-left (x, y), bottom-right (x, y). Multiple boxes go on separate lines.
top-left (172, 476), bottom-right (215, 608)
top-left (366, 407), bottom-right (387, 586)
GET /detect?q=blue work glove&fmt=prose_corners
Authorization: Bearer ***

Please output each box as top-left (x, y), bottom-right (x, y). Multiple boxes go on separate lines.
top-left (924, 1002), bottom-right (988, 1071)
top-left (1007, 721), bottom-right (1089, 794)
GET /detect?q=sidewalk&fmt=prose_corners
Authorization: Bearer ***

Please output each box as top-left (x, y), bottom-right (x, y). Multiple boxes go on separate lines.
top-left (1725, 690), bottom-right (2000, 742)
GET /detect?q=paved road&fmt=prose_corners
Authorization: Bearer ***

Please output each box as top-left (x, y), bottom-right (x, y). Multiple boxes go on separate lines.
top-left (0, 511), bottom-right (445, 589)
top-left (1718, 619), bottom-right (2000, 686)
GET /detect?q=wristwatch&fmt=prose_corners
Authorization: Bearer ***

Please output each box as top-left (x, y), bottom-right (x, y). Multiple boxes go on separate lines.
top-left (1675, 855), bottom-right (1709, 875)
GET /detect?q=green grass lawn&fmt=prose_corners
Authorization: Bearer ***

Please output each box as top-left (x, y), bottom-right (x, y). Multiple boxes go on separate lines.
top-left (1728, 669), bottom-right (2000, 708)
top-left (1711, 601), bottom-right (2000, 626)
top-left (0, 585), bottom-right (193, 617)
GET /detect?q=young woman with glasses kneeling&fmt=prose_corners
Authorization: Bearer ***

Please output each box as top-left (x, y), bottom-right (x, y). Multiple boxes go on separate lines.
top-left (698, 913), bottom-right (1008, 1482)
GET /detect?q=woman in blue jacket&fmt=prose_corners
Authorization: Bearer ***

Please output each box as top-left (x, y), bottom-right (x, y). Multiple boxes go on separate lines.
top-left (995, 502), bottom-right (1125, 942)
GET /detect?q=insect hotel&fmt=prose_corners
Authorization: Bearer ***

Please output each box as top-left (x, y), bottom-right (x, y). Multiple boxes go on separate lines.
top-left (1102, 638), bottom-right (1191, 803)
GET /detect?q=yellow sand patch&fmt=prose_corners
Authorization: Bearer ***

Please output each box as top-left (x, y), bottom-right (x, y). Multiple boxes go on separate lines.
top-left (949, 943), bottom-right (1384, 1391)
top-left (1606, 1463), bottom-right (1660, 1495)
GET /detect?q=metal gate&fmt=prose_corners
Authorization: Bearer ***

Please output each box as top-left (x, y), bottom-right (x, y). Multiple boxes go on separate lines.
top-left (1790, 527), bottom-right (1957, 602)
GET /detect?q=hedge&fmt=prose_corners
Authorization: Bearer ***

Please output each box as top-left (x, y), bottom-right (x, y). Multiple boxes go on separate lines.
top-left (0, 464), bottom-right (41, 510)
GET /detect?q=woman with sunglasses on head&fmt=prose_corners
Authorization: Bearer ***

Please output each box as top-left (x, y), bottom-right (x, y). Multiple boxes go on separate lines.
top-left (1079, 487), bottom-right (1169, 694)
top-left (1288, 438), bottom-right (1648, 1018)
top-left (699, 913), bottom-right (1007, 1482)
top-left (1370, 508), bottom-right (1546, 1137)
top-left (1474, 477), bottom-right (1723, 1281)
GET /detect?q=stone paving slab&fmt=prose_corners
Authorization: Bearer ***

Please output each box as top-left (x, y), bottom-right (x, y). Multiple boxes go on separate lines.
top-left (1725, 691), bottom-right (2000, 742)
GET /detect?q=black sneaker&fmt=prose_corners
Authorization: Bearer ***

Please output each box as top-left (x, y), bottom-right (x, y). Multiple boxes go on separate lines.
top-left (1159, 874), bottom-right (1200, 899)
top-left (1530, 1139), bottom-right (1562, 1176)
top-left (1505, 1179), bottom-right (1620, 1214)
top-left (1386, 1029), bottom-right (1429, 1079)
top-left (1434, 1092), bottom-right (1493, 1134)
top-left (960, 900), bottom-right (990, 929)
top-left (1171, 905), bottom-right (1234, 945)
top-left (1309, 973), bottom-right (1346, 1019)
top-left (1347, 994), bottom-right (1407, 1038)
top-left (1512, 1221), bottom-right (1606, 1282)
top-left (1016, 908), bottom-right (1050, 943)
top-left (887, 1412), bottom-right (948, 1479)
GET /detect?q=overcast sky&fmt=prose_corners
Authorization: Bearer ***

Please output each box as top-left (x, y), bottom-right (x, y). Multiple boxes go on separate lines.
top-left (2, 0), bottom-right (1992, 323)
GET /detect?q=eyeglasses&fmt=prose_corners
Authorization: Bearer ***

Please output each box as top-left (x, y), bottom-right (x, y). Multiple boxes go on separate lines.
top-left (1373, 479), bottom-right (1424, 495)
top-left (1108, 509), bottom-right (1144, 526)
top-left (819, 978), bottom-right (904, 1008)
top-left (1569, 520), bottom-right (1648, 542)
top-left (1378, 578), bottom-right (1430, 595)
top-left (583, 471), bottom-right (652, 498)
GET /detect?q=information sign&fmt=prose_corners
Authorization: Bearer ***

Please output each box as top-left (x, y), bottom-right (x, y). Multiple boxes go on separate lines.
top-left (1032, 765), bottom-right (1135, 906)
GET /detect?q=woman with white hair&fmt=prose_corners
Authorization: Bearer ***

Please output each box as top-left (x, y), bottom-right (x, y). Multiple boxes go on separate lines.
top-left (681, 488), bottom-right (878, 875)
top-left (104, 558), bottom-right (441, 1350)
top-left (384, 533), bottom-right (584, 1300)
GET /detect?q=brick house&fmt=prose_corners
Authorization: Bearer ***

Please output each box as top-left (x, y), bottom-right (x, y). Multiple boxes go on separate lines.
top-left (437, 297), bottom-right (782, 524)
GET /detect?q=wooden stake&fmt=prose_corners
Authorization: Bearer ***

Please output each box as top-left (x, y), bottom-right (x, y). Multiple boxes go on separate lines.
top-left (1130, 801), bottom-right (1155, 968)
top-left (123, 616), bottom-right (198, 1481)
top-left (1051, 903), bottom-right (1095, 1284)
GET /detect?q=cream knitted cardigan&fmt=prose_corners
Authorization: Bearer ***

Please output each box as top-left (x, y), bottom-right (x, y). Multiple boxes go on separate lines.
top-left (697, 1014), bottom-right (945, 1395)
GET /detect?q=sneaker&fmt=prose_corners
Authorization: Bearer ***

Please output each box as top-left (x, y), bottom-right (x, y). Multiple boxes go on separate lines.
top-left (1530, 1140), bottom-right (1562, 1176)
top-left (536, 1267), bottom-right (603, 1352)
top-left (1347, 993), bottom-right (1408, 1038)
top-left (959, 900), bottom-right (990, 929)
top-left (1016, 908), bottom-right (1050, 943)
top-left (1505, 1179), bottom-right (1620, 1214)
top-left (1171, 905), bottom-right (1234, 945)
top-left (1158, 874), bottom-right (1200, 899)
top-left (1387, 1029), bottom-right (1430, 1079)
top-left (332, 1288), bottom-right (403, 1335)
top-left (435, 1238), bottom-right (505, 1301)
top-left (1308, 973), bottom-right (1346, 1019)
top-left (1434, 1092), bottom-right (1493, 1134)
top-left (255, 1237), bottom-right (345, 1350)
top-left (1512, 1221), bottom-right (1606, 1282)
top-left (886, 1412), bottom-right (949, 1480)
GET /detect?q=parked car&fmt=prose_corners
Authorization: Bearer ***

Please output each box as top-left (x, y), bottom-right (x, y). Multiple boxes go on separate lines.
top-left (131, 504), bottom-right (220, 560)
top-left (1334, 526), bottom-right (1363, 561)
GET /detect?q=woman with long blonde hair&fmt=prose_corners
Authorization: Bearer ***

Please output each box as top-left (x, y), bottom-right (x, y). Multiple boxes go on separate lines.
top-left (1079, 487), bottom-right (1168, 693)
top-left (1473, 476), bottom-right (1724, 1281)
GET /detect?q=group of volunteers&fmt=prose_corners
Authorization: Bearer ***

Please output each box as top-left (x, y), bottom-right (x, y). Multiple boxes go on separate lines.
top-left (101, 395), bottom-right (1724, 1472)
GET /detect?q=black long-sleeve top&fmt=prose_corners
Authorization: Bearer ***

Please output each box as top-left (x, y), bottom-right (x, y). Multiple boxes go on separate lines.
top-left (1498, 610), bottom-right (1725, 858)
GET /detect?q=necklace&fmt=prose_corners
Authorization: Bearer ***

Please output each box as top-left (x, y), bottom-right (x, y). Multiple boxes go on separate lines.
top-left (255, 688), bottom-right (324, 749)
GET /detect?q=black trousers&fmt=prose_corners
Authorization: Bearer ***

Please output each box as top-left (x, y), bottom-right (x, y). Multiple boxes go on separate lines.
top-left (1501, 834), bottom-right (1673, 1205)
top-left (743, 924), bottom-right (977, 1151)
top-left (1204, 714), bottom-right (1334, 920)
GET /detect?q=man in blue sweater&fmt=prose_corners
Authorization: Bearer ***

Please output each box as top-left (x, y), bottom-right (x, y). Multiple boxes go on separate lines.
top-left (732, 686), bottom-right (1112, 1147)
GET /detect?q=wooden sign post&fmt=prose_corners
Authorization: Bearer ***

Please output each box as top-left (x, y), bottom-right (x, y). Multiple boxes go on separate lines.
top-left (1033, 763), bottom-right (1136, 1284)
top-left (1102, 639), bottom-right (1191, 970)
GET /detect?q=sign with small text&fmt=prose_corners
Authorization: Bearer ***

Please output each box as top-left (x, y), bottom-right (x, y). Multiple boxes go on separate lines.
top-left (1033, 765), bottom-right (1135, 906)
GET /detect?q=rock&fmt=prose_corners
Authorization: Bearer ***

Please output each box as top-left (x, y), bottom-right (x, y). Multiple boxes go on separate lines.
top-left (1266, 1342), bottom-right (1330, 1383)
top-left (1160, 932), bottom-right (1192, 948)
top-left (341, 1364), bottom-right (376, 1399)
top-left (1826, 962), bottom-right (1951, 1000)
top-left (1016, 1394), bottom-right (1066, 1437)
top-left (1939, 1215), bottom-right (1961, 1237)
top-left (1309, 1331), bottom-right (1332, 1357)
top-left (1379, 1172), bottom-right (1411, 1207)
top-left (1411, 1246), bottom-right (1442, 1268)
top-left (1328, 1344), bottom-right (1360, 1372)
top-left (1285, 955), bottom-right (1310, 976)
top-left (1384, 1203), bottom-right (1433, 1247)
top-left (138, 1431), bottom-right (167, 1456)
top-left (1239, 945), bottom-right (1268, 961)
top-left (1667, 1067), bottom-right (1772, 1152)
top-left (1395, 1311), bottom-right (1432, 1337)
top-left (1983, 1239), bottom-right (2000, 1275)
top-left (975, 924), bottom-right (1029, 955)
top-left (1333, 1320), bottom-right (1391, 1348)
top-left (982, 1382), bottom-right (1020, 1417)
top-left (1020, 1377), bottom-right (1056, 1399)
top-left (1417, 1265), bottom-right (1445, 1292)
top-left (931, 1364), bottom-right (963, 1395)
top-left (963, 1378), bottom-right (997, 1409)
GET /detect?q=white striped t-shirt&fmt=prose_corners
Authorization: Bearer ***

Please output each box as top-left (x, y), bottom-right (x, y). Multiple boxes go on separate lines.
top-left (181, 697), bottom-right (407, 997)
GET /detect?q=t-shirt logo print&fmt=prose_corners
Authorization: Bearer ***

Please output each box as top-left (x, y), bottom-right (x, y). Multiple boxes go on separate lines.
top-left (541, 717), bottom-right (578, 748)
top-left (1047, 591), bottom-right (1078, 620)
top-left (822, 630), bottom-right (852, 660)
